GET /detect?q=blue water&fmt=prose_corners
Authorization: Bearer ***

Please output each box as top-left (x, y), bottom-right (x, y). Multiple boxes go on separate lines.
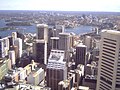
top-left (0, 20), bottom-right (93, 38)
top-left (65, 26), bottom-right (93, 35)
top-left (0, 19), bottom-right (6, 28)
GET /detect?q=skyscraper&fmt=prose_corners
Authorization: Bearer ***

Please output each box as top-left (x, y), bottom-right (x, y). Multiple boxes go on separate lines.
top-left (59, 33), bottom-right (70, 51)
top-left (96, 30), bottom-right (120, 90)
top-left (33, 40), bottom-right (47, 64)
top-left (83, 36), bottom-right (92, 50)
top-left (75, 43), bottom-right (87, 68)
top-left (56, 25), bottom-right (64, 33)
top-left (8, 36), bottom-right (13, 48)
top-left (9, 50), bottom-right (16, 65)
top-left (59, 33), bottom-right (70, 62)
top-left (14, 38), bottom-right (22, 58)
top-left (55, 25), bottom-right (64, 37)
top-left (12, 32), bottom-right (17, 45)
top-left (50, 37), bottom-right (59, 50)
top-left (46, 50), bottom-right (67, 90)
top-left (0, 37), bottom-right (10, 58)
top-left (37, 24), bottom-right (48, 42)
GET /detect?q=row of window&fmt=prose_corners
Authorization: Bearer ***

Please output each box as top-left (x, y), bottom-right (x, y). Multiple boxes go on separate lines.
top-left (102, 56), bottom-right (114, 62)
top-left (103, 46), bottom-right (115, 52)
top-left (104, 38), bottom-right (116, 42)
top-left (100, 76), bottom-right (112, 89)
top-left (102, 58), bottom-right (114, 66)
top-left (103, 43), bottom-right (116, 49)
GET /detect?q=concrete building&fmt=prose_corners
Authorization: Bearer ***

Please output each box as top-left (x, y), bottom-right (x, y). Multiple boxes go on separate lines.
top-left (96, 30), bottom-right (120, 90)
top-left (0, 37), bottom-right (10, 58)
top-left (83, 75), bottom-right (97, 90)
top-left (37, 24), bottom-right (48, 42)
top-left (50, 37), bottom-right (59, 50)
top-left (59, 33), bottom-right (70, 51)
top-left (33, 40), bottom-right (47, 64)
top-left (59, 33), bottom-right (70, 62)
top-left (19, 68), bottom-right (27, 80)
top-left (14, 38), bottom-right (22, 58)
top-left (78, 86), bottom-right (89, 90)
top-left (0, 59), bottom-right (10, 80)
top-left (27, 68), bottom-right (45, 85)
top-left (8, 36), bottom-right (13, 48)
top-left (55, 25), bottom-right (64, 37)
top-left (9, 50), bottom-right (16, 66)
top-left (9, 46), bottom-right (19, 60)
top-left (12, 32), bottom-right (17, 45)
top-left (84, 36), bottom-right (92, 50)
top-left (58, 80), bottom-right (70, 90)
top-left (46, 51), bottom-right (67, 90)
top-left (69, 33), bottom-right (75, 48)
top-left (48, 49), bottom-right (65, 62)
top-left (56, 25), bottom-right (64, 33)
top-left (75, 43), bottom-right (87, 68)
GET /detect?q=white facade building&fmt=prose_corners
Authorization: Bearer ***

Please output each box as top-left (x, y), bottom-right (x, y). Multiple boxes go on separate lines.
top-left (97, 30), bottom-right (120, 90)
top-left (14, 38), bottom-right (22, 58)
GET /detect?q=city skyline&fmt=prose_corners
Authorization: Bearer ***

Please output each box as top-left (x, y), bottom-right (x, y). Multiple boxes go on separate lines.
top-left (0, 0), bottom-right (120, 12)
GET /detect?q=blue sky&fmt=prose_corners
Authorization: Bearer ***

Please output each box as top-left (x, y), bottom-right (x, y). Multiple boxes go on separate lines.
top-left (0, 0), bottom-right (120, 12)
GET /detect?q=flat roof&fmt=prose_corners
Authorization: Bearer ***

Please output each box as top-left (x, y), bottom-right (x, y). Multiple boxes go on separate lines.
top-left (51, 37), bottom-right (59, 40)
top-left (37, 24), bottom-right (48, 27)
top-left (59, 33), bottom-right (70, 36)
top-left (78, 86), bottom-right (89, 90)
top-left (102, 30), bottom-right (120, 35)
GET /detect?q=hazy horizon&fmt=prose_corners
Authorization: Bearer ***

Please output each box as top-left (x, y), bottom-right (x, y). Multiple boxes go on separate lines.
top-left (0, 0), bottom-right (120, 12)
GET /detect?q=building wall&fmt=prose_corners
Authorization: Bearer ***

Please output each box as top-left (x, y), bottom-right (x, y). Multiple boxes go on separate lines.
top-left (96, 30), bottom-right (120, 90)
top-left (37, 24), bottom-right (48, 42)
top-left (75, 45), bottom-right (86, 67)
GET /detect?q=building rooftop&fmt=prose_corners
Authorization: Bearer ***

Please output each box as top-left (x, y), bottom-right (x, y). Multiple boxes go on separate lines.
top-left (35, 39), bottom-right (45, 43)
top-left (47, 60), bottom-right (66, 69)
top-left (37, 24), bottom-right (48, 28)
top-left (76, 43), bottom-right (86, 47)
top-left (102, 30), bottom-right (120, 35)
top-left (58, 80), bottom-right (69, 88)
top-left (48, 50), bottom-right (65, 62)
top-left (51, 37), bottom-right (59, 40)
top-left (59, 33), bottom-right (70, 36)
top-left (78, 86), bottom-right (89, 90)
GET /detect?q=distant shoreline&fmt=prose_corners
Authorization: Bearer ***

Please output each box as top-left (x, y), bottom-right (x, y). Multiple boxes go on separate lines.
top-left (0, 10), bottom-right (120, 15)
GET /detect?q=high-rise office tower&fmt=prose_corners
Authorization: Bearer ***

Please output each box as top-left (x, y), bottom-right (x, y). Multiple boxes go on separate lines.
top-left (84, 36), bottom-right (92, 50)
top-left (59, 33), bottom-right (70, 62)
top-left (8, 36), bottom-right (13, 48)
top-left (47, 27), bottom-right (54, 57)
top-left (46, 50), bottom-right (67, 90)
top-left (10, 46), bottom-right (19, 60)
top-left (96, 30), bottom-right (120, 90)
top-left (50, 37), bottom-right (59, 50)
top-left (0, 37), bottom-right (10, 58)
top-left (37, 24), bottom-right (48, 42)
top-left (9, 50), bottom-right (16, 66)
top-left (14, 38), bottom-right (22, 58)
top-left (59, 33), bottom-right (70, 51)
top-left (12, 32), bottom-right (17, 45)
top-left (48, 49), bottom-right (65, 62)
top-left (55, 25), bottom-right (64, 37)
top-left (33, 40), bottom-right (47, 64)
top-left (75, 43), bottom-right (87, 68)
top-left (48, 27), bottom-right (54, 45)
top-left (69, 33), bottom-right (75, 48)
top-left (56, 25), bottom-right (64, 33)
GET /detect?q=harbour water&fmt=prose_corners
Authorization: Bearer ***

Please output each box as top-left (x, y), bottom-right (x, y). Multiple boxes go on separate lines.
top-left (0, 20), bottom-right (93, 38)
